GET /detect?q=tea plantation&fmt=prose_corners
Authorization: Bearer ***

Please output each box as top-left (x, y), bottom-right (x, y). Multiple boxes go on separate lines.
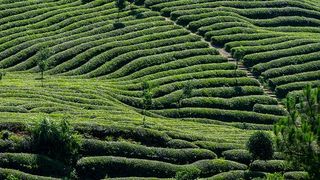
top-left (0, 0), bottom-right (318, 179)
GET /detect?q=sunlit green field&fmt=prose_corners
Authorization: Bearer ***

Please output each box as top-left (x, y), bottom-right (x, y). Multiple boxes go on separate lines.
top-left (0, 0), bottom-right (319, 178)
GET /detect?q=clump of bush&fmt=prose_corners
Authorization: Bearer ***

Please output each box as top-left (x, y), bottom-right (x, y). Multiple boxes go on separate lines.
top-left (207, 170), bottom-right (266, 180)
top-left (283, 171), bottom-right (309, 180)
top-left (166, 139), bottom-right (198, 148)
top-left (222, 149), bottom-right (253, 165)
top-left (80, 139), bottom-right (216, 164)
top-left (246, 131), bottom-right (274, 161)
top-left (74, 123), bottom-right (171, 146)
top-left (30, 118), bottom-right (81, 165)
top-left (0, 168), bottom-right (59, 180)
top-left (0, 153), bottom-right (67, 177)
top-left (250, 160), bottom-right (294, 173)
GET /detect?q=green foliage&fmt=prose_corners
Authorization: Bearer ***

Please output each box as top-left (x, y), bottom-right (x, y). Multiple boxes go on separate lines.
top-left (266, 173), bottom-right (284, 180)
top-left (193, 159), bottom-right (247, 177)
top-left (81, 0), bottom-right (94, 4)
top-left (0, 168), bottom-right (59, 180)
top-left (274, 85), bottom-right (320, 179)
top-left (222, 149), bottom-right (253, 165)
top-left (195, 141), bottom-right (244, 156)
top-left (36, 48), bottom-right (52, 80)
top-left (250, 160), bottom-right (293, 173)
top-left (0, 70), bottom-right (5, 81)
top-left (175, 168), bottom-right (201, 180)
top-left (116, 0), bottom-right (126, 11)
top-left (0, 153), bottom-right (66, 177)
top-left (246, 131), bottom-right (274, 160)
top-left (75, 124), bottom-right (171, 146)
top-left (81, 139), bottom-right (217, 164)
top-left (76, 156), bottom-right (246, 179)
top-left (283, 171), bottom-right (309, 180)
top-left (141, 81), bottom-right (153, 126)
top-left (207, 170), bottom-right (266, 180)
top-left (113, 22), bottom-right (125, 29)
top-left (1, 131), bottom-right (10, 140)
top-left (5, 175), bottom-right (19, 180)
top-left (31, 118), bottom-right (81, 165)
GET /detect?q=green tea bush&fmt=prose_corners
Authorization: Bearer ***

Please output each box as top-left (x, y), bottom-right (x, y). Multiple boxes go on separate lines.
top-left (275, 80), bottom-right (320, 98)
top-left (193, 159), bottom-right (247, 177)
top-left (225, 36), bottom-right (296, 52)
top-left (205, 27), bottom-right (257, 41)
top-left (154, 108), bottom-right (281, 124)
top-left (283, 171), bottom-right (309, 180)
top-left (252, 51), bottom-right (320, 75)
top-left (253, 104), bottom-right (287, 116)
top-left (0, 168), bottom-right (59, 180)
top-left (268, 70), bottom-right (320, 88)
top-left (243, 42), bottom-right (320, 67)
top-left (76, 156), bottom-right (196, 179)
top-left (199, 21), bottom-right (253, 36)
top-left (176, 168), bottom-right (201, 180)
top-left (166, 139), bottom-right (198, 148)
top-left (180, 95), bottom-right (277, 111)
top-left (76, 156), bottom-right (247, 179)
top-left (222, 149), bottom-right (252, 165)
top-left (211, 33), bottom-right (281, 47)
top-left (0, 153), bottom-right (67, 177)
top-left (195, 141), bottom-right (244, 156)
top-left (74, 124), bottom-right (171, 146)
top-left (262, 60), bottom-right (320, 79)
top-left (80, 139), bottom-right (217, 164)
top-left (231, 39), bottom-right (315, 60)
top-left (207, 170), bottom-right (266, 180)
top-left (250, 160), bottom-right (294, 173)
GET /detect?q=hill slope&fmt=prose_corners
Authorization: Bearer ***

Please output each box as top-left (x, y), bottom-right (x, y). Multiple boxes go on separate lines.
top-left (0, 0), bottom-right (317, 179)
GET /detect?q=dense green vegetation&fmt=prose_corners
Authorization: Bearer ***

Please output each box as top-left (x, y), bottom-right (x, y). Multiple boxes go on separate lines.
top-left (0, 0), bottom-right (319, 179)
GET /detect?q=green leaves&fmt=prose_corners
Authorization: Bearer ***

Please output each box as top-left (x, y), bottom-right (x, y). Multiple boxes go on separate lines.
top-left (274, 85), bottom-right (320, 178)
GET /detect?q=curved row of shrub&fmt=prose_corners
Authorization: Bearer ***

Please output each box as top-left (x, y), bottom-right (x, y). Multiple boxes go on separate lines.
top-left (76, 156), bottom-right (247, 179)
top-left (81, 139), bottom-right (216, 164)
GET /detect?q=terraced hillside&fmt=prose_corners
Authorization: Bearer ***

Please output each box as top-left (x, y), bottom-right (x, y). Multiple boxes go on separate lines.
top-left (146, 0), bottom-right (320, 99)
top-left (0, 0), bottom-right (317, 179)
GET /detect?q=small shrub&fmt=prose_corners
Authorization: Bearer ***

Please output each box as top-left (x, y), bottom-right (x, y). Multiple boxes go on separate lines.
top-left (246, 131), bottom-right (274, 160)
top-left (30, 118), bottom-right (81, 165)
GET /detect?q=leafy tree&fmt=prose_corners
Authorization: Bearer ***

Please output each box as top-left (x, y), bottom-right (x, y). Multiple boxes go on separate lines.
top-left (141, 81), bottom-right (153, 126)
top-left (274, 85), bottom-right (320, 179)
top-left (247, 131), bottom-right (274, 161)
top-left (31, 118), bottom-right (82, 165)
top-left (36, 48), bottom-right (52, 83)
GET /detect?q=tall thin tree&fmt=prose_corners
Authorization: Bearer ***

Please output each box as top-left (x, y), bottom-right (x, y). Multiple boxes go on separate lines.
top-left (141, 81), bottom-right (152, 127)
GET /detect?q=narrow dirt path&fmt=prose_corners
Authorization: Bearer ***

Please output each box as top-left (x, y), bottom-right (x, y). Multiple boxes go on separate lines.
top-left (163, 17), bottom-right (284, 107)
